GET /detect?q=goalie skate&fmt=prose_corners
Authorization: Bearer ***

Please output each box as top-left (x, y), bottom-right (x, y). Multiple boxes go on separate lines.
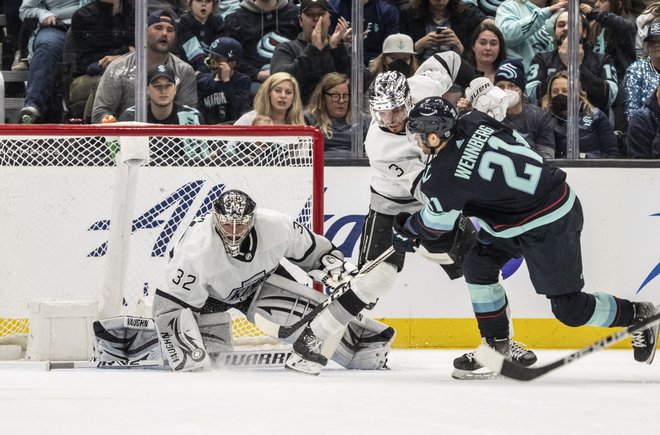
top-left (452, 339), bottom-right (536, 380)
top-left (285, 326), bottom-right (327, 376)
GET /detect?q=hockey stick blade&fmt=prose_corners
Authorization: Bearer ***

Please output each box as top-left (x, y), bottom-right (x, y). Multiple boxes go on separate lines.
top-left (255, 247), bottom-right (396, 339)
top-left (474, 309), bottom-right (660, 381)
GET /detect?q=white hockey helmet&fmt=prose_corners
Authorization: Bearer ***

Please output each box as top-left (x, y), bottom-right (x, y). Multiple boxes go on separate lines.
top-left (213, 190), bottom-right (257, 256)
top-left (368, 71), bottom-right (413, 132)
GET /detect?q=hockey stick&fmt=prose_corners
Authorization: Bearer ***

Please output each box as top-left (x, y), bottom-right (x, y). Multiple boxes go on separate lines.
top-left (474, 308), bottom-right (660, 381)
top-left (254, 246), bottom-right (396, 339)
top-left (0, 349), bottom-right (293, 371)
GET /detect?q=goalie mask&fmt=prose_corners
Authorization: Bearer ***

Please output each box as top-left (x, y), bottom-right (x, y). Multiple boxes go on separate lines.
top-left (213, 190), bottom-right (257, 256)
top-left (407, 96), bottom-right (458, 150)
top-left (368, 71), bottom-right (413, 133)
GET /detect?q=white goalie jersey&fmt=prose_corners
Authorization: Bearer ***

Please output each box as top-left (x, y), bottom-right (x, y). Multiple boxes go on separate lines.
top-left (158, 209), bottom-right (333, 309)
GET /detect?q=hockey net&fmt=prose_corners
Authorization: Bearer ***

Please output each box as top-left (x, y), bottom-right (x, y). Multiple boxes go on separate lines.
top-left (0, 124), bottom-right (324, 355)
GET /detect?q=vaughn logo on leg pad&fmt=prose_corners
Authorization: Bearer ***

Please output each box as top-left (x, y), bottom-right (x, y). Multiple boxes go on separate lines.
top-left (155, 308), bottom-right (211, 371)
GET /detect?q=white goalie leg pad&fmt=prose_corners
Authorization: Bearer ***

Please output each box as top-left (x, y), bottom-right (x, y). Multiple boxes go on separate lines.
top-left (198, 311), bottom-right (234, 357)
top-left (350, 262), bottom-right (398, 305)
top-left (93, 316), bottom-right (162, 363)
top-left (155, 308), bottom-right (211, 372)
top-left (246, 273), bottom-right (326, 341)
top-left (331, 316), bottom-right (396, 370)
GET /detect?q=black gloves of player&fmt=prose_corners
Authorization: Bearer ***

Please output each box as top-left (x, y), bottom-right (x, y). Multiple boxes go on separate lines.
top-left (392, 212), bottom-right (419, 253)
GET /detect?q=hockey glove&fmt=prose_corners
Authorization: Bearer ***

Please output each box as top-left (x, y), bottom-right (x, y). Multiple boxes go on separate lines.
top-left (308, 250), bottom-right (359, 289)
top-left (466, 77), bottom-right (511, 122)
top-left (392, 212), bottom-right (419, 253)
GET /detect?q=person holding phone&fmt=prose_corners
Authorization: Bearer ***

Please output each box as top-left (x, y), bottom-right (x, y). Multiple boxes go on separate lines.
top-left (399, 0), bottom-right (489, 61)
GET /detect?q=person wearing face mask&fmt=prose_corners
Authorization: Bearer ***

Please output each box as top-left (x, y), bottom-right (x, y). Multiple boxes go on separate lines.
top-left (526, 10), bottom-right (618, 115)
top-left (494, 59), bottom-right (555, 159)
top-left (366, 33), bottom-right (420, 88)
top-left (541, 70), bottom-right (619, 158)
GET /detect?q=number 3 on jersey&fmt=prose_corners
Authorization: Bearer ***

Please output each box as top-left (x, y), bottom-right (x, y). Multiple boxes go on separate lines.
top-left (478, 136), bottom-right (543, 195)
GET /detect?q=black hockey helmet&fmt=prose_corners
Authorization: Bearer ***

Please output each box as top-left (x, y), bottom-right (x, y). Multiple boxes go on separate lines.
top-left (407, 96), bottom-right (458, 149)
top-left (213, 189), bottom-right (257, 256)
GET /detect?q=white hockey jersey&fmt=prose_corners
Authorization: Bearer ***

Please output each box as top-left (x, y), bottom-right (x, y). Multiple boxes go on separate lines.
top-left (159, 209), bottom-right (332, 308)
top-left (364, 121), bottom-right (426, 215)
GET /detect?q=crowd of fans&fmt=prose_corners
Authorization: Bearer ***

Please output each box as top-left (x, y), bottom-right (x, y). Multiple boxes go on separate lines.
top-left (2, 0), bottom-right (660, 158)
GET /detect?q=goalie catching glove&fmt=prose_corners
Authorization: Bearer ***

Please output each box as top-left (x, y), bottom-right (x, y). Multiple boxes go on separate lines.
top-left (466, 77), bottom-right (516, 122)
top-left (308, 249), bottom-right (358, 288)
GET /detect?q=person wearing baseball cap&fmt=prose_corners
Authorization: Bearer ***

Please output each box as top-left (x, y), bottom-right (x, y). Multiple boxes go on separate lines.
top-left (368, 33), bottom-right (420, 82)
top-left (493, 59), bottom-right (556, 160)
top-left (119, 64), bottom-right (202, 127)
top-left (197, 37), bottom-right (252, 124)
top-left (92, 8), bottom-right (199, 124)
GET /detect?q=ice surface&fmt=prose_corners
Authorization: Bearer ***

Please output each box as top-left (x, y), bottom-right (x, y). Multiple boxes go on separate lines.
top-left (1, 349), bottom-right (659, 435)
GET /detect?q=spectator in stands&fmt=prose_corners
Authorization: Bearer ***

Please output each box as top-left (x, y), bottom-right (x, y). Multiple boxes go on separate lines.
top-left (526, 11), bottom-right (618, 115)
top-left (462, 0), bottom-right (505, 18)
top-left (329, 0), bottom-right (400, 66)
top-left (234, 71), bottom-right (304, 125)
top-left (581, 0), bottom-right (635, 77)
top-left (541, 70), bottom-right (619, 158)
top-left (5, 0), bottom-right (29, 71)
top-left (70, 0), bottom-right (135, 124)
top-left (466, 21), bottom-right (507, 83)
top-left (218, 0), bottom-right (241, 19)
top-left (581, 0), bottom-right (635, 131)
top-left (399, 0), bottom-right (488, 61)
top-left (367, 33), bottom-right (419, 85)
top-left (305, 72), bottom-right (369, 158)
top-left (197, 36), bottom-right (251, 123)
top-left (119, 64), bottom-right (203, 123)
top-left (17, 0), bottom-right (81, 124)
top-left (623, 20), bottom-right (660, 123)
top-left (174, 0), bottom-right (226, 74)
top-left (270, 0), bottom-right (351, 105)
top-left (635, 1), bottom-right (660, 58)
top-left (224, 0), bottom-right (301, 97)
top-left (627, 83), bottom-right (660, 158)
top-left (495, 0), bottom-right (566, 70)
top-left (494, 59), bottom-right (555, 159)
top-left (91, 9), bottom-right (198, 123)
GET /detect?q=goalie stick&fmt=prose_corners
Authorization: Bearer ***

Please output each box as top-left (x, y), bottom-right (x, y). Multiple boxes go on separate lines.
top-left (474, 306), bottom-right (660, 381)
top-left (0, 349), bottom-right (293, 371)
top-left (255, 246), bottom-right (396, 339)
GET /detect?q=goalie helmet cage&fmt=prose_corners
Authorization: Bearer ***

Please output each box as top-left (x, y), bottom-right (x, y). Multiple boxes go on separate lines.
top-left (0, 124), bottom-right (324, 353)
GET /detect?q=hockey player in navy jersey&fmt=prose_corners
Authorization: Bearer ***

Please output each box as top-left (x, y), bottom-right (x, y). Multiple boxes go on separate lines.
top-left (285, 62), bottom-right (537, 377)
top-left (392, 96), bottom-right (659, 366)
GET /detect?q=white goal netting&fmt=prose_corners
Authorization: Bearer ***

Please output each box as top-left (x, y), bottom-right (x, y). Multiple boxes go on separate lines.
top-left (0, 124), bottom-right (323, 348)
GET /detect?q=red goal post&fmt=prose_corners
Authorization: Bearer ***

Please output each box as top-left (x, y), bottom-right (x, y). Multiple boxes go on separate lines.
top-left (0, 124), bottom-right (324, 352)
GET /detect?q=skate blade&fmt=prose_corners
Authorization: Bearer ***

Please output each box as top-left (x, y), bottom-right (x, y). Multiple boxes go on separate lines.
top-left (451, 368), bottom-right (501, 380)
top-left (285, 355), bottom-right (322, 376)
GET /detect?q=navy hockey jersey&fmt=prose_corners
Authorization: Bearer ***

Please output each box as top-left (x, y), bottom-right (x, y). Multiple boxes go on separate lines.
top-left (412, 110), bottom-right (574, 239)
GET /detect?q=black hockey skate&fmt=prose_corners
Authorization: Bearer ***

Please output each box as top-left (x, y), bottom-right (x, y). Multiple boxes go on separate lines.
top-left (631, 302), bottom-right (659, 364)
top-left (285, 326), bottom-right (328, 376)
top-left (452, 339), bottom-right (536, 380)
